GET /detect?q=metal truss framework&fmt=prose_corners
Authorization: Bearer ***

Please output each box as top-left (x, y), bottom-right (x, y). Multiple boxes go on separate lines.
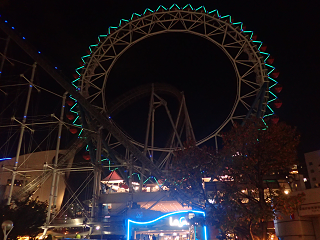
top-left (78, 4), bottom-right (277, 150)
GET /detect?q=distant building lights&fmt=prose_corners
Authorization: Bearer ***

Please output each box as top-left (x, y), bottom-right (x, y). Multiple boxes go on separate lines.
top-left (284, 190), bottom-right (290, 195)
top-left (303, 178), bottom-right (307, 182)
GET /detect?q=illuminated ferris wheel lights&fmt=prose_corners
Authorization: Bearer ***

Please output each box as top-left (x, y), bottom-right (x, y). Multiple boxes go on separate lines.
top-left (169, 4), bottom-right (180, 10)
top-left (131, 13), bottom-right (141, 20)
top-left (156, 5), bottom-right (167, 12)
top-left (108, 26), bottom-right (117, 34)
top-left (182, 4), bottom-right (193, 11)
top-left (74, 4), bottom-right (280, 147)
top-left (143, 8), bottom-right (154, 15)
top-left (119, 19), bottom-right (129, 27)
top-left (208, 10), bottom-right (221, 18)
top-left (195, 6), bottom-right (207, 13)
top-left (259, 44), bottom-right (267, 52)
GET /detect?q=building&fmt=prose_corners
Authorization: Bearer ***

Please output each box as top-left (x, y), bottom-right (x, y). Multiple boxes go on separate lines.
top-left (275, 188), bottom-right (320, 240)
top-left (304, 150), bottom-right (320, 188)
top-left (0, 150), bottom-right (73, 211)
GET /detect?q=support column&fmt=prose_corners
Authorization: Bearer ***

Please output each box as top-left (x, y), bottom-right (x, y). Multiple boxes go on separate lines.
top-left (46, 92), bottom-right (67, 225)
top-left (91, 128), bottom-right (102, 219)
top-left (7, 62), bottom-right (36, 205)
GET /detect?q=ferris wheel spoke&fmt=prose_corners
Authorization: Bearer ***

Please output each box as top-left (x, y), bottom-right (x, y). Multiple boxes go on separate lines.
top-left (241, 79), bottom-right (261, 91)
top-left (240, 62), bottom-right (259, 78)
top-left (232, 115), bottom-right (246, 120)
top-left (206, 25), bottom-right (226, 37)
top-left (86, 90), bottom-right (101, 102)
top-left (239, 99), bottom-right (251, 110)
top-left (188, 19), bottom-right (205, 31)
top-left (240, 89), bottom-right (260, 99)
top-left (234, 42), bottom-right (247, 60)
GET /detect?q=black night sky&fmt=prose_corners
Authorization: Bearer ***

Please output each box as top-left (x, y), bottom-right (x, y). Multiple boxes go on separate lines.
top-left (1, 0), bottom-right (320, 170)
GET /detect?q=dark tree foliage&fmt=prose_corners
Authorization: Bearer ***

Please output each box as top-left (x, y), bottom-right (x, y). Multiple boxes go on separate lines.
top-left (171, 118), bottom-right (303, 240)
top-left (0, 197), bottom-right (47, 239)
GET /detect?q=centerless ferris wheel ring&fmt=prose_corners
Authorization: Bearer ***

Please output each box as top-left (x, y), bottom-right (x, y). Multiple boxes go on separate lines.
top-left (72, 4), bottom-right (280, 148)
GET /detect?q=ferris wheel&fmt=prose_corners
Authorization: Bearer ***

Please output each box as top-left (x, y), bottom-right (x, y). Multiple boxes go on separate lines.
top-left (0, 3), bottom-right (284, 223)
top-left (71, 4), bottom-right (281, 166)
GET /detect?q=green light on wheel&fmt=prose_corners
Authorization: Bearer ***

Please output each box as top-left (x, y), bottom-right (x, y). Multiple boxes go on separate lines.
top-left (267, 104), bottom-right (274, 113)
top-left (265, 64), bottom-right (275, 69)
top-left (182, 4), bottom-right (193, 10)
top-left (243, 31), bottom-right (253, 39)
top-left (169, 4), bottom-right (180, 10)
top-left (156, 5), bottom-right (167, 11)
top-left (73, 116), bottom-right (80, 124)
top-left (260, 51), bottom-right (270, 56)
top-left (108, 27), bottom-right (118, 34)
top-left (195, 6), bottom-right (207, 13)
top-left (119, 19), bottom-right (129, 27)
top-left (208, 9), bottom-right (220, 17)
top-left (269, 91), bottom-right (278, 98)
top-left (131, 13), bottom-right (141, 20)
top-left (78, 128), bottom-right (83, 136)
top-left (268, 76), bottom-right (278, 83)
top-left (143, 8), bottom-right (154, 14)
top-left (220, 15), bottom-right (231, 23)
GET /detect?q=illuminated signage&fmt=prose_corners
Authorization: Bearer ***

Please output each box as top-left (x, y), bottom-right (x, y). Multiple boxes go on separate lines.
top-left (127, 210), bottom-right (207, 240)
top-left (169, 217), bottom-right (189, 227)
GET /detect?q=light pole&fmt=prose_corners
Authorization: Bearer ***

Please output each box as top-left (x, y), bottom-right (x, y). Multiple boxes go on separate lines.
top-left (2, 220), bottom-right (14, 240)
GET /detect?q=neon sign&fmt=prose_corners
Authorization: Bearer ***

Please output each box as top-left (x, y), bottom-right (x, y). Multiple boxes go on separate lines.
top-left (127, 210), bottom-right (207, 240)
top-left (169, 217), bottom-right (189, 227)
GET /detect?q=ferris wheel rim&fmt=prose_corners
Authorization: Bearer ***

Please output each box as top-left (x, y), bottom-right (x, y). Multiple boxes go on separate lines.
top-left (76, 5), bottom-right (276, 147)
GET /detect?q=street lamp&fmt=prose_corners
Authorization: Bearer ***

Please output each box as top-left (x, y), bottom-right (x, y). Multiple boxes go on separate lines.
top-left (2, 220), bottom-right (14, 240)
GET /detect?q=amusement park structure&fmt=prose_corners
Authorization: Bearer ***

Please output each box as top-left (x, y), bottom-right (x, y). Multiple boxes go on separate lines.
top-left (0, 4), bottom-right (283, 240)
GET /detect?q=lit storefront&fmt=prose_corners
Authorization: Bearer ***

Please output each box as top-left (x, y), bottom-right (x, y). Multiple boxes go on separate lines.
top-left (127, 210), bottom-right (207, 240)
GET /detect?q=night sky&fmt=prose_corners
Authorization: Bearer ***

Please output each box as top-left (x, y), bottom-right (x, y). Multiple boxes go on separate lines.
top-left (1, 1), bottom-right (320, 168)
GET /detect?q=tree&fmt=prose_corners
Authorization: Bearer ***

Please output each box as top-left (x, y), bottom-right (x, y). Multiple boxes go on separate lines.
top-left (0, 197), bottom-right (47, 240)
top-left (171, 117), bottom-right (303, 240)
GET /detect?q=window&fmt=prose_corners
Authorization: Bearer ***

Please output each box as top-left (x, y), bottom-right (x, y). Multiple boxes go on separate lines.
top-left (309, 162), bottom-right (313, 166)
top-left (312, 177), bottom-right (316, 181)
top-left (311, 169), bottom-right (315, 173)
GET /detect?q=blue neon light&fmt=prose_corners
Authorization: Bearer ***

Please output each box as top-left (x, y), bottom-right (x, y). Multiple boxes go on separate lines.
top-left (127, 210), bottom-right (206, 240)
top-left (204, 226), bottom-right (207, 240)
top-left (0, 158), bottom-right (11, 161)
